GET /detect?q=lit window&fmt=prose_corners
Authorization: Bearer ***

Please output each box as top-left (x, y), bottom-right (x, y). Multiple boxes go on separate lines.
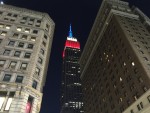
top-left (32, 80), bottom-right (37, 89)
top-left (0, 97), bottom-right (5, 109)
top-left (0, 23), bottom-right (4, 28)
top-left (5, 98), bottom-right (13, 110)
top-left (14, 51), bottom-right (21, 57)
top-left (120, 77), bottom-right (123, 82)
top-left (8, 41), bottom-right (15, 46)
top-left (9, 61), bottom-right (17, 69)
top-left (3, 50), bottom-right (11, 56)
top-left (30, 37), bottom-right (36, 41)
top-left (6, 25), bottom-right (10, 29)
top-left (0, 60), bottom-right (5, 67)
top-left (21, 35), bottom-right (27, 40)
top-left (20, 63), bottom-right (28, 70)
top-left (0, 92), bottom-right (7, 110)
top-left (25, 28), bottom-right (30, 33)
top-left (17, 27), bottom-right (22, 31)
top-left (24, 52), bottom-right (31, 58)
top-left (15, 76), bottom-right (23, 83)
top-left (3, 74), bottom-right (11, 82)
top-left (132, 62), bottom-right (135, 66)
top-left (1, 31), bottom-right (7, 36)
top-left (4, 92), bottom-right (14, 111)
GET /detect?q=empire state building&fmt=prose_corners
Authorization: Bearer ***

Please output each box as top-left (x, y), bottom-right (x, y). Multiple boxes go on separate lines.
top-left (60, 25), bottom-right (84, 113)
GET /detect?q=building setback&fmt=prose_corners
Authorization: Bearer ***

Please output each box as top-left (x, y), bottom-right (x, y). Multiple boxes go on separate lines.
top-left (80, 0), bottom-right (150, 113)
top-left (0, 4), bottom-right (55, 113)
top-left (60, 25), bottom-right (84, 113)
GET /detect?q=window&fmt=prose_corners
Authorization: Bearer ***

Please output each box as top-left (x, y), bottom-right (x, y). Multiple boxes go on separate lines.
top-left (8, 41), bottom-right (15, 46)
top-left (25, 28), bottom-right (30, 33)
top-left (42, 41), bottom-right (46, 47)
top-left (0, 23), bottom-right (4, 28)
top-left (32, 80), bottom-right (37, 89)
top-left (5, 92), bottom-right (14, 111)
top-left (35, 67), bottom-right (40, 75)
top-left (0, 39), bottom-right (2, 44)
top-left (17, 27), bottom-right (22, 31)
top-left (0, 92), bottom-right (7, 110)
top-left (147, 95), bottom-right (150, 103)
top-left (13, 33), bottom-right (19, 38)
top-left (33, 30), bottom-right (38, 34)
top-left (9, 61), bottom-right (17, 69)
top-left (38, 57), bottom-right (43, 64)
top-left (24, 52), bottom-right (31, 58)
top-left (30, 37), bottom-right (36, 41)
top-left (44, 35), bottom-right (47, 40)
top-left (14, 51), bottom-right (21, 57)
top-left (15, 76), bottom-right (23, 83)
top-left (20, 63), bottom-right (28, 70)
top-left (40, 48), bottom-right (44, 55)
top-left (0, 60), bottom-right (5, 67)
top-left (3, 50), bottom-right (11, 56)
top-left (27, 44), bottom-right (34, 49)
top-left (21, 35), bottom-right (27, 40)
top-left (1, 31), bottom-right (7, 36)
top-left (3, 74), bottom-right (11, 82)
top-left (6, 25), bottom-right (10, 29)
top-left (18, 42), bottom-right (24, 48)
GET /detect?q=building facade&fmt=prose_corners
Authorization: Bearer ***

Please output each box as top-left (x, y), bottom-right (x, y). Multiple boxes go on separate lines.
top-left (60, 25), bottom-right (84, 113)
top-left (79, 0), bottom-right (150, 113)
top-left (0, 4), bottom-right (55, 113)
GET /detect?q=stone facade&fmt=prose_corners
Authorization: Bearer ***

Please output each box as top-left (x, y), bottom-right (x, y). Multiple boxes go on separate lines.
top-left (0, 4), bottom-right (55, 113)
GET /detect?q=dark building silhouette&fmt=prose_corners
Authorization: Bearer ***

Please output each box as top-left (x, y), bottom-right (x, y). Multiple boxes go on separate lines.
top-left (60, 25), bottom-right (84, 113)
top-left (80, 0), bottom-right (150, 113)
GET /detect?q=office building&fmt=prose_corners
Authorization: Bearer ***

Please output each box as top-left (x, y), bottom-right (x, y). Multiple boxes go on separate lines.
top-left (0, 4), bottom-right (55, 113)
top-left (79, 0), bottom-right (150, 113)
top-left (60, 25), bottom-right (84, 113)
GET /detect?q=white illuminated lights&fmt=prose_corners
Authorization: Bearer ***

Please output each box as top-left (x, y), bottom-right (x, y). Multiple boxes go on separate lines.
top-left (0, 1), bottom-right (4, 5)
top-left (132, 62), bottom-right (135, 66)
top-left (67, 37), bottom-right (77, 42)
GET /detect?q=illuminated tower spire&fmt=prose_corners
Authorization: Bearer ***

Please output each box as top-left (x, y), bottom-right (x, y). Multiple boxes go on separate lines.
top-left (68, 24), bottom-right (73, 37)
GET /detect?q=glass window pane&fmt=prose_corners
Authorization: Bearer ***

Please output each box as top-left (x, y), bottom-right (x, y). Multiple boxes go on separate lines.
top-left (15, 76), bottom-right (23, 83)
top-left (5, 98), bottom-right (13, 110)
top-left (3, 74), bottom-right (11, 82)
top-left (0, 97), bottom-right (5, 109)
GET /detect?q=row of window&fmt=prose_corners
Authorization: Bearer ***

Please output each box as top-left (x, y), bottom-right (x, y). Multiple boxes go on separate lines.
top-left (0, 11), bottom-right (52, 31)
top-left (130, 95), bottom-right (150, 113)
top-left (0, 92), bottom-right (15, 111)
top-left (1, 74), bottom-right (38, 89)
top-left (4, 50), bottom-right (31, 58)
top-left (0, 60), bottom-right (28, 70)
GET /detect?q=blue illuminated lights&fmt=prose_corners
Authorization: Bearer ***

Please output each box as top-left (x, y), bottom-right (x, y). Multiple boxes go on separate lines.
top-left (68, 24), bottom-right (73, 38)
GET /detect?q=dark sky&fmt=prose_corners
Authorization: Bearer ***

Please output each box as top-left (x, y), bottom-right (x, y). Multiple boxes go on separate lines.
top-left (4, 0), bottom-right (150, 113)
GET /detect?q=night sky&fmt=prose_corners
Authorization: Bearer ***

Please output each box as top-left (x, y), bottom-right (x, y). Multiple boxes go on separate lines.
top-left (3, 0), bottom-right (150, 113)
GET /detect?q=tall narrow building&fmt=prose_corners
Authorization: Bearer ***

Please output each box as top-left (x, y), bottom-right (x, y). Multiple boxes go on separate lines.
top-left (80, 0), bottom-right (150, 113)
top-left (61, 25), bottom-right (84, 113)
top-left (0, 4), bottom-right (55, 113)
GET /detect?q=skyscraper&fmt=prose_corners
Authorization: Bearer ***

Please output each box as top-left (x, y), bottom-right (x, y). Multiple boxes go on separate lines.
top-left (61, 25), bottom-right (84, 113)
top-left (80, 0), bottom-right (150, 113)
top-left (0, 4), bottom-right (55, 113)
